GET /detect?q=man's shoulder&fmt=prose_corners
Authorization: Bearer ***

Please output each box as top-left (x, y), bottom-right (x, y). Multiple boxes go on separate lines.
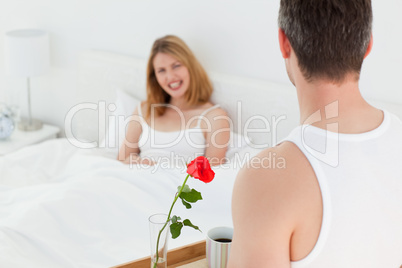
top-left (233, 141), bottom-right (318, 219)
top-left (230, 141), bottom-right (322, 264)
top-left (237, 141), bottom-right (311, 184)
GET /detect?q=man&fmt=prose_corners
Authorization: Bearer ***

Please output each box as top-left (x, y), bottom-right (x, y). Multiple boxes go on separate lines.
top-left (228, 0), bottom-right (402, 267)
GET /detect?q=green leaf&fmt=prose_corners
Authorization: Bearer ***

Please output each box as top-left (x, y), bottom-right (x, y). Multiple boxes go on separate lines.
top-left (181, 199), bottom-right (192, 209)
top-left (179, 189), bottom-right (203, 203)
top-left (170, 222), bottom-right (183, 239)
top-left (183, 219), bottom-right (201, 232)
top-left (171, 215), bottom-right (181, 224)
top-left (177, 184), bottom-right (191, 193)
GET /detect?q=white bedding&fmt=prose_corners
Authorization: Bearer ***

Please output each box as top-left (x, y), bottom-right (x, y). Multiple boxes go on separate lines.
top-left (0, 139), bottom-right (240, 268)
top-left (3, 49), bottom-right (400, 268)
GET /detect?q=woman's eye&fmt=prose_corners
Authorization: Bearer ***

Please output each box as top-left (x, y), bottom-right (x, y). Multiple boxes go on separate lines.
top-left (157, 69), bottom-right (165, 73)
top-left (173, 64), bottom-right (181, 69)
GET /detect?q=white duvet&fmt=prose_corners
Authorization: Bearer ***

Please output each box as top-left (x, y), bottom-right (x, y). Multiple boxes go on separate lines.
top-left (0, 139), bottom-right (241, 268)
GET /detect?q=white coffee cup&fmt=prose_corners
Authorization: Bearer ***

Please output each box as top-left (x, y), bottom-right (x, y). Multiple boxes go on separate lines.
top-left (206, 226), bottom-right (233, 268)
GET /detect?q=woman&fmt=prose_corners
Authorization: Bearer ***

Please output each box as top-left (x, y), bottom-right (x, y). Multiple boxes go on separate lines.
top-left (118, 35), bottom-right (229, 166)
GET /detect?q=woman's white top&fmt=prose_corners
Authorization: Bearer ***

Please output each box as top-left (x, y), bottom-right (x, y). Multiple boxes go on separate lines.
top-left (137, 104), bottom-right (220, 164)
top-left (285, 110), bottom-right (402, 268)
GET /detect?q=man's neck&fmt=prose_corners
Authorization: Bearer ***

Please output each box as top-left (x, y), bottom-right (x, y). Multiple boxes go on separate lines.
top-left (295, 75), bottom-right (383, 134)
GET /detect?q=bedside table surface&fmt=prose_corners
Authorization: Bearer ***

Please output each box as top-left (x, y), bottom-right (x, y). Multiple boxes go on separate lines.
top-left (0, 124), bottom-right (60, 155)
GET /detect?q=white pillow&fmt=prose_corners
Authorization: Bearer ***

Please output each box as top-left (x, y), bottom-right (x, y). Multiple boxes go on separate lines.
top-left (100, 89), bottom-right (141, 151)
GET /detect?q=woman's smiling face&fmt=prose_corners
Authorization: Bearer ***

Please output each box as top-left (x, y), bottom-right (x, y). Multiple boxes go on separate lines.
top-left (153, 52), bottom-right (190, 100)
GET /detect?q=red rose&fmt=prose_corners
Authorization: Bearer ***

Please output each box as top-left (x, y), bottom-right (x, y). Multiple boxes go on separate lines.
top-left (152, 156), bottom-right (215, 266)
top-left (186, 156), bottom-right (215, 183)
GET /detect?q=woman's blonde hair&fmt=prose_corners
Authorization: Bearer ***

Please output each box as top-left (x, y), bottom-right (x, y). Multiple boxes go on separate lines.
top-left (146, 35), bottom-right (213, 118)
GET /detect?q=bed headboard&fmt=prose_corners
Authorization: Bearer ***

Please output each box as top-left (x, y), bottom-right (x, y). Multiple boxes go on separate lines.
top-left (73, 50), bottom-right (148, 145)
top-left (72, 49), bottom-right (402, 148)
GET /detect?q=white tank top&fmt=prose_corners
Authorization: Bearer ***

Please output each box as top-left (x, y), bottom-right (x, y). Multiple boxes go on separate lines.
top-left (284, 110), bottom-right (402, 268)
top-left (137, 104), bottom-right (220, 164)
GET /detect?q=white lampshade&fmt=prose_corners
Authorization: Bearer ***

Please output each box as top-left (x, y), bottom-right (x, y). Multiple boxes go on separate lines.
top-left (4, 29), bottom-right (50, 77)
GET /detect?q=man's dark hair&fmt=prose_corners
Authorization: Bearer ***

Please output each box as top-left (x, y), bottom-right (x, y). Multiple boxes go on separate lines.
top-left (278, 0), bottom-right (373, 82)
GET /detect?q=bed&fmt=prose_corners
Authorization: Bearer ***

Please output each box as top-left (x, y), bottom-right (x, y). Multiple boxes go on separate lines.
top-left (1, 50), bottom-right (401, 268)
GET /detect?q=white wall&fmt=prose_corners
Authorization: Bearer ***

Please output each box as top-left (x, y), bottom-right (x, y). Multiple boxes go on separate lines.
top-left (0, 0), bottom-right (401, 133)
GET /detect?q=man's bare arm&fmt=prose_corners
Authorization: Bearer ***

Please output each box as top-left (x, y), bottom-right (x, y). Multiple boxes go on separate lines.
top-left (228, 142), bottom-right (320, 267)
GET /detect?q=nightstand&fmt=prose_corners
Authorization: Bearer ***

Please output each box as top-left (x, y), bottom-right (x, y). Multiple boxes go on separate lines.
top-left (0, 124), bottom-right (60, 155)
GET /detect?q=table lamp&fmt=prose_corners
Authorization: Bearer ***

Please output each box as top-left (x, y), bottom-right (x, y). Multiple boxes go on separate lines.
top-left (4, 29), bottom-right (50, 131)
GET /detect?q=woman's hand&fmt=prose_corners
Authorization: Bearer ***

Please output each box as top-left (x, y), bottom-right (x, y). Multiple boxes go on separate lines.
top-left (138, 158), bottom-right (156, 166)
top-left (121, 154), bottom-right (156, 166)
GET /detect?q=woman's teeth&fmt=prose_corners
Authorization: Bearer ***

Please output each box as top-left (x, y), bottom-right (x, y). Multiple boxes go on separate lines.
top-left (169, 81), bottom-right (181, 89)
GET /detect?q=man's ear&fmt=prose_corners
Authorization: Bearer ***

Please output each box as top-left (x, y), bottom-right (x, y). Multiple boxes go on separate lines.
top-left (278, 28), bottom-right (291, 59)
top-left (364, 34), bottom-right (373, 59)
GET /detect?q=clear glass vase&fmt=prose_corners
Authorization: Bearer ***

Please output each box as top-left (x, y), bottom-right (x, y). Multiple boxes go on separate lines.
top-left (149, 213), bottom-right (170, 268)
